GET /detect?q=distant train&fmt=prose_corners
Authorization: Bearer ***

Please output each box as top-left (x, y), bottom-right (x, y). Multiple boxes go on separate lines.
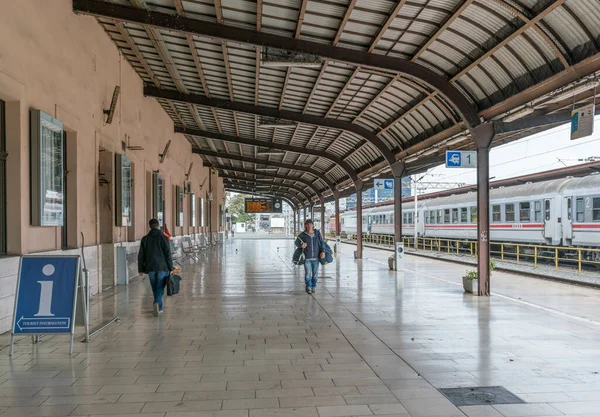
top-left (339, 174), bottom-right (600, 251)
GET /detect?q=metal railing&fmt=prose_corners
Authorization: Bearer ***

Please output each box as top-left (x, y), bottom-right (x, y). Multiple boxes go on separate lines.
top-left (341, 233), bottom-right (600, 275)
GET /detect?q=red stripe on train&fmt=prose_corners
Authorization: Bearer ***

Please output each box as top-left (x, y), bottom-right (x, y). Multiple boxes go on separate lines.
top-left (573, 224), bottom-right (600, 229)
top-left (425, 224), bottom-right (543, 229)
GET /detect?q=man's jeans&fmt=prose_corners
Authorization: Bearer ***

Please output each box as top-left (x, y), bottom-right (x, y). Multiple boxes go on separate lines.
top-left (148, 271), bottom-right (169, 309)
top-left (304, 260), bottom-right (319, 289)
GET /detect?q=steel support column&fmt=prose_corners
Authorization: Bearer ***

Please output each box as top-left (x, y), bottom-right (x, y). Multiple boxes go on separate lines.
top-left (355, 181), bottom-right (364, 259)
top-left (473, 124), bottom-right (495, 296)
top-left (334, 194), bottom-right (341, 236)
top-left (390, 162), bottom-right (406, 269)
top-left (334, 191), bottom-right (341, 253)
top-left (320, 198), bottom-right (326, 237)
top-left (303, 207), bottom-right (307, 225)
top-left (293, 210), bottom-right (297, 235)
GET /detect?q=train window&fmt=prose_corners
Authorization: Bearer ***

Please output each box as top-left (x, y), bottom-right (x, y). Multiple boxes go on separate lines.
top-left (519, 202), bottom-right (530, 222)
top-left (425, 211), bottom-right (429, 224)
top-left (505, 204), bottom-right (515, 222)
top-left (390, 214), bottom-right (394, 224)
top-left (444, 209), bottom-right (450, 224)
top-left (567, 197), bottom-right (572, 221)
top-left (492, 205), bottom-right (501, 222)
top-left (575, 198), bottom-right (584, 222)
top-left (545, 200), bottom-right (550, 221)
top-left (437, 210), bottom-right (443, 224)
top-left (408, 213), bottom-right (414, 224)
top-left (593, 198), bottom-right (600, 221)
top-left (534, 201), bottom-right (542, 222)
top-left (430, 211), bottom-right (436, 224)
top-left (470, 206), bottom-right (477, 223)
top-left (452, 209), bottom-right (458, 224)
top-left (460, 208), bottom-right (468, 223)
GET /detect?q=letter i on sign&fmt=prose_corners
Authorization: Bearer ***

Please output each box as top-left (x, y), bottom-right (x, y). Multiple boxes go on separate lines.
top-left (34, 264), bottom-right (56, 317)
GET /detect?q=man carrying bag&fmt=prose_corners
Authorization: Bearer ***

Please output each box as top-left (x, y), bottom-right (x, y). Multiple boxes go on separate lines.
top-left (295, 219), bottom-right (325, 294)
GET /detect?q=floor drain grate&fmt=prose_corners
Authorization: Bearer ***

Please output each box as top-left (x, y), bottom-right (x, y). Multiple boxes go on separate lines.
top-left (439, 386), bottom-right (525, 406)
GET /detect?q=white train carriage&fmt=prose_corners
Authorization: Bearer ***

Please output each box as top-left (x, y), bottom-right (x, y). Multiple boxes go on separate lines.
top-left (340, 173), bottom-right (600, 249)
top-left (562, 175), bottom-right (600, 248)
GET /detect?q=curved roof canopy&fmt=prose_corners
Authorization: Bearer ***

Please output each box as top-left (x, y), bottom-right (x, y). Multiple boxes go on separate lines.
top-left (75, 0), bottom-right (600, 204)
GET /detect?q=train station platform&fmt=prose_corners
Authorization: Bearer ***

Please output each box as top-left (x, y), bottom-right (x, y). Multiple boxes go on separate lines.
top-left (2, 238), bottom-right (600, 417)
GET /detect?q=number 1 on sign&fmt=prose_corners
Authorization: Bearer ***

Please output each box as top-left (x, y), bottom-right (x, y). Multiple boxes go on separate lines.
top-left (467, 154), bottom-right (471, 164)
top-left (34, 281), bottom-right (55, 317)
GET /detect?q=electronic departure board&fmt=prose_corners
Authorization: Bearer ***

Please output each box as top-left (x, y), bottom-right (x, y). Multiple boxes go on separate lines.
top-left (245, 198), bottom-right (282, 213)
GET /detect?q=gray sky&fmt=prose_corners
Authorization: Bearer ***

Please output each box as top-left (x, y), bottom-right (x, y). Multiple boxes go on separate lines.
top-left (417, 115), bottom-right (600, 194)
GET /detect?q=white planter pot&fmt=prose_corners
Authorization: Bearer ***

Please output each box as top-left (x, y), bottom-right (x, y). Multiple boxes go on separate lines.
top-left (463, 277), bottom-right (478, 294)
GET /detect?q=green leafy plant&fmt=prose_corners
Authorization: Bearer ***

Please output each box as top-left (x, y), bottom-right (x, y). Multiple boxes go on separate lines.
top-left (464, 259), bottom-right (497, 280)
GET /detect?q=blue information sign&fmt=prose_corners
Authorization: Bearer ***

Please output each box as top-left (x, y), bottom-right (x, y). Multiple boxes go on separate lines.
top-left (374, 178), bottom-right (394, 190)
top-left (12, 256), bottom-right (80, 336)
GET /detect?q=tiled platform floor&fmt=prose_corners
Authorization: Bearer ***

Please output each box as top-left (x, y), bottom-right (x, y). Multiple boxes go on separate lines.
top-left (1, 238), bottom-right (600, 417)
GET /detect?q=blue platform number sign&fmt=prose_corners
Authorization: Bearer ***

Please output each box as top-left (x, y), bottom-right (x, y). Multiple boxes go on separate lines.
top-left (12, 256), bottom-right (80, 334)
top-left (446, 150), bottom-right (476, 168)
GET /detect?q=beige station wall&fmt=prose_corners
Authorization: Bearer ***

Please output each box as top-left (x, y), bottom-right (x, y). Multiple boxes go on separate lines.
top-left (0, 0), bottom-right (226, 331)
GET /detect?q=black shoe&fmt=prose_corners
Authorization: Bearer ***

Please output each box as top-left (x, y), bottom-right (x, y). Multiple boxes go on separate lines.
top-left (306, 287), bottom-right (311, 294)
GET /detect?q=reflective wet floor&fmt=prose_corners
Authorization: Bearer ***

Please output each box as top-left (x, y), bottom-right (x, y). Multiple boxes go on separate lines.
top-left (2, 238), bottom-right (600, 417)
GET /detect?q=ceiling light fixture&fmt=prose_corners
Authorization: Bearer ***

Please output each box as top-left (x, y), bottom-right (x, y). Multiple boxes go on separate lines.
top-left (446, 135), bottom-right (469, 146)
top-left (546, 80), bottom-right (599, 103)
top-left (503, 106), bottom-right (535, 122)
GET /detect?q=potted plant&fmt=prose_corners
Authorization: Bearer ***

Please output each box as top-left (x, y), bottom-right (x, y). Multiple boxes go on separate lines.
top-left (463, 259), bottom-right (496, 294)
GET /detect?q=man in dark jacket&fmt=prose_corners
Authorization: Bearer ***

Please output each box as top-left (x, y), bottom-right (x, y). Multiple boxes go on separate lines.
top-left (295, 219), bottom-right (325, 294)
top-left (138, 219), bottom-right (174, 316)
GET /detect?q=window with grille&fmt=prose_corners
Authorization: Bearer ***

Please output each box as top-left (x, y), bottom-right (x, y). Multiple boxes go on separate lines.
top-left (460, 207), bottom-right (468, 223)
top-left (534, 201), bottom-right (542, 222)
top-left (505, 204), bottom-right (515, 222)
top-left (575, 198), bottom-right (584, 222)
top-left (492, 205), bottom-right (501, 223)
top-left (470, 206), bottom-right (477, 223)
top-left (519, 202), bottom-right (530, 222)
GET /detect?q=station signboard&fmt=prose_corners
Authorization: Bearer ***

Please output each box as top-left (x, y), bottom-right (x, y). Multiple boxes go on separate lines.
top-left (446, 151), bottom-right (477, 168)
top-left (10, 255), bottom-right (82, 355)
top-left (245, 198), bottom-right (283, 213)
top-left (571, 104), bottom-right (595, 140)
top-left (374, 178), bottom-right (394, 190)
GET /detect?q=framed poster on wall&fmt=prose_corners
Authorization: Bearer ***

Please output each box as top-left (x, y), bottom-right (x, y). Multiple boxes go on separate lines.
top-left (190, 193), bottom-right (196, 227)
top-left (199, 197), bottom-right (205, 227)
top-left (30, 109), bottom-right (64, 226)
top-left (175, 185), bottom-right (184, 227)
top-left (115, 154), bottom-right (132, 227)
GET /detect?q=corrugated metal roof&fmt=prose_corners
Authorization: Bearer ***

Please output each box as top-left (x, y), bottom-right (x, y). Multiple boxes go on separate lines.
top-left (85, 0), bottom-right (600, 201)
